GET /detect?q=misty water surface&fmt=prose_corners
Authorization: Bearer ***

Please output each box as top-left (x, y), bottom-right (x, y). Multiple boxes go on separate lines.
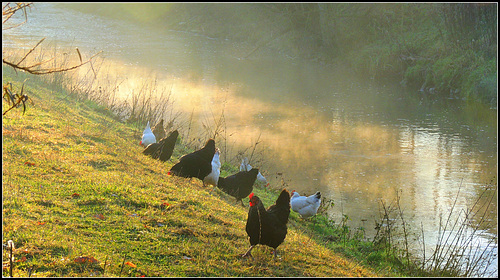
top-left (2, 3), bottom-right (497, 276)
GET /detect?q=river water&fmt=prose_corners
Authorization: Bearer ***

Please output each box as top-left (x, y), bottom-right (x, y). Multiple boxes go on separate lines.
top-left (3, 3), bottom-right (497, 276)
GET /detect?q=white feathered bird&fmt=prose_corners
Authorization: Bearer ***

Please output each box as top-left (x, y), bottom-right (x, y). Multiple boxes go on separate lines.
top-left (239, 157), bottom-right (269, 187)
top-left (203, 148), bottom-right (221, 187)
top-left (140, 121), bottom-right (156, 148)
top-left (290, 190), bottom-right (321, 218)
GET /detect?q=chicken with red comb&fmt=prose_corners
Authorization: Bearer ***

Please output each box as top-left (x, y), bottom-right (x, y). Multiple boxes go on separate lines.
top-left (242, 189), bottom-right (291, 259)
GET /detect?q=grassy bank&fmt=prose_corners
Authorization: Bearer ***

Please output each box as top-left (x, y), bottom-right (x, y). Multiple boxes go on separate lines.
top-left (3, 71), bottom-right (389, 277)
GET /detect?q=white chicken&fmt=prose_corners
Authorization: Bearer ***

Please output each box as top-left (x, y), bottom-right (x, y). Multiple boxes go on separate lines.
top-left (140, 121), bottom-right (156, 148)
top-left (290, 190), bottom-right (321, 218)
top-left (239, 157), bottom-right (269, 187)
top-left (203, 148), bottom-right (221, 187)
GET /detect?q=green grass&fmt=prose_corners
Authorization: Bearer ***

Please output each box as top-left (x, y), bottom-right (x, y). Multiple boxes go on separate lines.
top-left (3, 74), bottom-right (387, 277)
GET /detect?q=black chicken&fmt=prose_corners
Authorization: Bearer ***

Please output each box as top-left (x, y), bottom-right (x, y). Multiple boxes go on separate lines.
top-left (168, 139), bottom-right (215, 180)
top-left (241, 189), bottom-right (291, 259)
top-left (152, 119), bottom-right (166, 140)
top-left (217, 168), bottom-right (259, 205)
top-left (143, 130), bottom-right (179, 162)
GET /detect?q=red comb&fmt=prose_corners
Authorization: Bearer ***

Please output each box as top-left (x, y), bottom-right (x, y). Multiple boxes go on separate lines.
top-left (248, 193), bottom-right (255, 206)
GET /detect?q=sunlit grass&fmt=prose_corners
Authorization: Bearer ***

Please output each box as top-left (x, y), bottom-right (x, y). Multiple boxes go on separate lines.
top-left (3, 72), bottom-right (384, 277)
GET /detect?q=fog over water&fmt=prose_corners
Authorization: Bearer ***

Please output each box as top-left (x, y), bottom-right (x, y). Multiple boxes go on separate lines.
top-left (3, 3), bottom-right (497, 276)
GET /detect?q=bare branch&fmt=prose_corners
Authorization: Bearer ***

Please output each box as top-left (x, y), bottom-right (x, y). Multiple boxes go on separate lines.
top-left (3, 3), bottom-right (103, 75)
top-left (17, 37), bottom-right (46, 65)
top-left (2, 2), bottom-right (33, 29)
top-left (3, 50), bottom-right (103, 75)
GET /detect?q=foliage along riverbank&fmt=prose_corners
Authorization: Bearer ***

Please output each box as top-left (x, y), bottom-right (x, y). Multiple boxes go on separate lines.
top-left (62, 3), bottom-right (497, 107)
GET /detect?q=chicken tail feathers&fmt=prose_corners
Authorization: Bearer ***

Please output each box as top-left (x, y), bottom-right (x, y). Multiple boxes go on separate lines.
top-left (268, 188), bottom-right (291, 226)
top-left (275, 189), bottom-right (291, 209)
top-left (315, 191), bottom-right (321, 199)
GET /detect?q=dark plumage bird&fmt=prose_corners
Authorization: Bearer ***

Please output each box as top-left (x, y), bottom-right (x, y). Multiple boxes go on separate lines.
top-left (241, 189), bottom-right (291, 259)
top-left (143, 129), bottom-right (179, 161)
top-left (168, 139), bottom-right (215, 180)
top-left (217, 168), bottom-right (259, 205)
top-left (152, 119), bottom-right (166, 140)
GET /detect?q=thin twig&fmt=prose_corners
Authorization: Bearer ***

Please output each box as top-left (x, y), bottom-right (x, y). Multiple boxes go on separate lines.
top-left (2, 2), bottom-right (33, 29)
top-left (396, 190), bottom-right (410, 265)
top-left (8, 240), bottom-right (15, 277)
top-left (3, 50), bottom-right (103, 75)
top-left (420, 222), bottom-right (426, 270)
top-left (76, 47), bottom-right (82, 63)
top-left (248, 132), bottom-right (262, 164)
top-left (103, 255), bottom-right (108, 276)
top-left (17, 37), bottom-right (46, 65)
top-left (27, 265), bottom-right (35, 277)
top-left (119, 255), bottom-right (127, 277)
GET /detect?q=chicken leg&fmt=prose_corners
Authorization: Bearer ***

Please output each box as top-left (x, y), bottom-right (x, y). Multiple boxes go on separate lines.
top-left (272, 249), bottom-right (284, 260)
top-left (238, 199), bottom-right (245, 207)
top-left (241, 245), bottom-right (255, 259)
